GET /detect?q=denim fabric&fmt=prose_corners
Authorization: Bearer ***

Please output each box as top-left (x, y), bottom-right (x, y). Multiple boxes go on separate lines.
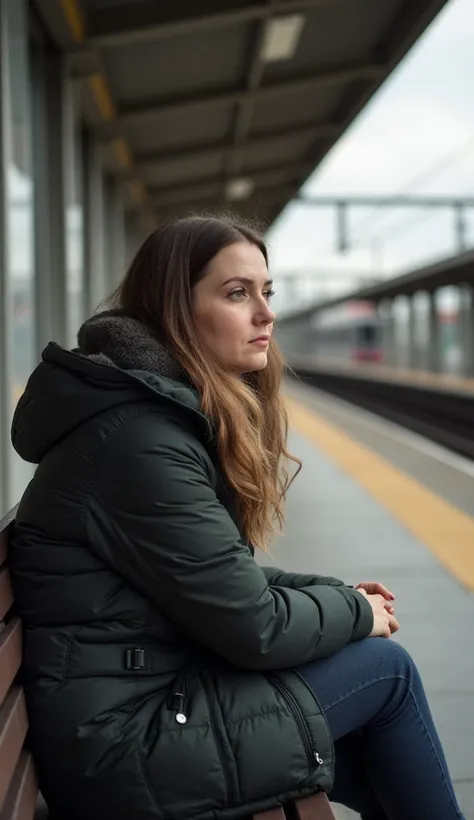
top-left (297, 638), bottom-right (465, 820)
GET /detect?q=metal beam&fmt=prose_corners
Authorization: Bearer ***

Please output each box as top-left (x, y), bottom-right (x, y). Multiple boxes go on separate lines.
top-left (226, 0), bottom-right (277, 177)
top-left (152, 182), bottom-right (222, 208)
top-left (98, 63), bottom-right (382, 136)
top-left (85, 0), bottom-right (336, 49)
top-left (31, 0), bottom-right (86, 47)
top-left (135, 123), bottom-right (339, 172)
top-left (297, 195), bottom-right (474, 207)
top-left (297, 193), bottom-right (474, 255)
top-left (150, 165), bottom-right (308, 208)
top-left (152, 183), bottom-right (295, 220)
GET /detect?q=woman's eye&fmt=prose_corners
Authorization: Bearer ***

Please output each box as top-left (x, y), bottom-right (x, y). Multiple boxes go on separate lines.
top-left (228, 288), bottom-right (275, 302)
top-left (228, 289), bottom-right (246, 300)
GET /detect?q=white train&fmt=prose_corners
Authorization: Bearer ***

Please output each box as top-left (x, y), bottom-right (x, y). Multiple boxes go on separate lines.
top-left (277, 301), bottom-right (384, 365)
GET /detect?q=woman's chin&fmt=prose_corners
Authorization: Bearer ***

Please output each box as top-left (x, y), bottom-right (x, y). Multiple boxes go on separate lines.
top-left (243, 352), bottom-right (268, 373)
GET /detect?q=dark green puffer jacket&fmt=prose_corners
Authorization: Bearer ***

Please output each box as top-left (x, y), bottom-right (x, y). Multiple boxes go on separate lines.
top-left (9, 313), bottom-right (373, 820)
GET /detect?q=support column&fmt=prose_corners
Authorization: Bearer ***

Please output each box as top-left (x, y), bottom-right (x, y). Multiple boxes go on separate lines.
top-left (459, 283), bottom-right (474, 377)
top-left (0, 0), bottom-right (11, 514)
top-left (109, 179), bottom-right (126, 290)
top-left (407, 293), bottom-right (417, 370)
top-left (427, 290), bottom-right (440, 373)
top-left (124, 211), bottom-right (141, 267)
top-left (84, 130), bottom-right (106, 314)
top-left (103, 177), bottom-right (126, 293)
top-left (379, 299), bottom-right (395, 366)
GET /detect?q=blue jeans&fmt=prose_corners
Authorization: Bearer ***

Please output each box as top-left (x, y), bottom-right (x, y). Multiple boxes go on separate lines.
top-left (297, 638), bottom-right (464, 820)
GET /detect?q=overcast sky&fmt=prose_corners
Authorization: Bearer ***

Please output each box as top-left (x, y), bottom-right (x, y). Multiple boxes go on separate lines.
top-left (266, 0), bottom-right (474, 311)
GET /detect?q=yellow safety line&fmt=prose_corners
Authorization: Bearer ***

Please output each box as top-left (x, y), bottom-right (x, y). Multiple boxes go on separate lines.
top-left (287, 395), bottom-right (474, 592)
top-left (60, 0), bottom-right (86, 42)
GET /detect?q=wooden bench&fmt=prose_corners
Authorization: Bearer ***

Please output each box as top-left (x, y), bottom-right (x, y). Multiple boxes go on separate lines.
top-left (0, 506), bottom-right (44, 820)
top-left (254, 796), bottom-right (336, 820)
top-left (0, 509), bottom-right (335, 820)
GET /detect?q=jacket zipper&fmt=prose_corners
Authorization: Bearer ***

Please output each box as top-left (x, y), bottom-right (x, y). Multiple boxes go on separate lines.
top-left (170, 671), bottom-right (324, 769)
top-left (268, 675), bottom-right (323, 769)
top-left (168, 670), bottom-right (191, 724)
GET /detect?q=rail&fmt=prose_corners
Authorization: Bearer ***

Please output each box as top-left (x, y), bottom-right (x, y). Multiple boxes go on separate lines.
top-left (287, 357), bottom-right (474, 460)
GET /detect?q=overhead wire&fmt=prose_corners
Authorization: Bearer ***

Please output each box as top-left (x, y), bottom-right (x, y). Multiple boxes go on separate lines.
top-left (349, 131), bottom-right (474, 250)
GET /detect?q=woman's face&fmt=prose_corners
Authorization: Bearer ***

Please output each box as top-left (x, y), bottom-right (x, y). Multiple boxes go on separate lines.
top-left (193, 241), bottom-right (276, 374)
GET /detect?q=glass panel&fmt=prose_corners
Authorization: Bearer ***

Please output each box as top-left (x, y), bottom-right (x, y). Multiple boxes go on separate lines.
top-left (2, 0), bottom-right (36, 509)
top-left (65, 83), bottom-right (85, 348)
top-left (357, 323), bottom-right (376, 346)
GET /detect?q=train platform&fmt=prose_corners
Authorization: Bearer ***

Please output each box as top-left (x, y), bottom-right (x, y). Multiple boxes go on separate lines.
top-left (268, 380), bottom-right (474, 819)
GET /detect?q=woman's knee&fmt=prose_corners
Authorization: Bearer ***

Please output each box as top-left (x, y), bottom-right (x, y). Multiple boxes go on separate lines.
top-left (299, 638), bottom-right (421, 741)
top-left (359, 636), bottom-right (417, 680)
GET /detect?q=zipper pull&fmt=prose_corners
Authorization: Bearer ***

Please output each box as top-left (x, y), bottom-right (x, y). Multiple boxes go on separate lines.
top-left (170, 692), bottom-right (188, 724)
top-left (314, 751), bottom-right (323, 766)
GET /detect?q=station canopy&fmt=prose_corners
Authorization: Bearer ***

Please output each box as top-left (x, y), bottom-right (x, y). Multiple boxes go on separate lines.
top-left (36, 0), bottom-right (448, 226)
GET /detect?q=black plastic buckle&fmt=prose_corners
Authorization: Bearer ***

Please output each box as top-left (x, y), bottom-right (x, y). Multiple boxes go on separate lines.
top-left (125, 647), bottom-right (148, 671)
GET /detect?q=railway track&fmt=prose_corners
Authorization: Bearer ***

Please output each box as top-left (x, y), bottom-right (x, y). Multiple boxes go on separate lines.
top-left (288, 366), bottom-right (474, 461)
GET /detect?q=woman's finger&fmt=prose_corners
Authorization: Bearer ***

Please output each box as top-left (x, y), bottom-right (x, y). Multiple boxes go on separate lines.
top-left (356, 581), bottom-right (395, 600)
top-left (375, 582), bottom-right (395, 600)
top-left (374, 582), bottom-right (395, 600)
top-left (388, 614), bottom-right (400, 634)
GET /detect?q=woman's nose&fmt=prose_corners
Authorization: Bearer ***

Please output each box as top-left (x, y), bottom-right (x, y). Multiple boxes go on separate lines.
top-left (258, 301), bottom-right (276, 323)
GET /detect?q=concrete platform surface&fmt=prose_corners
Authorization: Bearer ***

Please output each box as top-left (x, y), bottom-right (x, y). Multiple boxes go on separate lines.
top-left (260, 388), bottom-right (474, 819)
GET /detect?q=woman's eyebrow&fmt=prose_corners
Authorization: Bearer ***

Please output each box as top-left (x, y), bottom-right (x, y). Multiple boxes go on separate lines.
top-left (220, 276), bottom-right (273, 287)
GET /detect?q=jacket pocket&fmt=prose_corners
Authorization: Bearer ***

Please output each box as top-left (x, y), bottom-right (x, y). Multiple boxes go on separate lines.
top-left (141, 677), bottom-right (230, 819)
top-left (267, 675), bottom-right (323, 772)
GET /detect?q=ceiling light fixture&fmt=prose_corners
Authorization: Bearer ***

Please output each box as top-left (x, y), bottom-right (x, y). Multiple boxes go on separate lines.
top-left (260, 14), bottom-right (306, 63)
top-left (225, 178), bottom-right (255, 201)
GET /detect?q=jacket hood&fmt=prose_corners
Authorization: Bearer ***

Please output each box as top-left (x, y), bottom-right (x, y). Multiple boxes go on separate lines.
top-left (12, 311), bottom-right (206, 464)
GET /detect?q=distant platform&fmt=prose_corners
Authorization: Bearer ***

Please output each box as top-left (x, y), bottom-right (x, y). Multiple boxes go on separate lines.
top-left (287, 356), bottom-right (474, 398)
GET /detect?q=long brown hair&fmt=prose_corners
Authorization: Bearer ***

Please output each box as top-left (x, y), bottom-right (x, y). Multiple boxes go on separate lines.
top-left (109, 215), bottom-right (301, 550)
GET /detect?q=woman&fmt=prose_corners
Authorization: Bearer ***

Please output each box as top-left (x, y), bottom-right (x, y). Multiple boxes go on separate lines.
top-left (10, 216), bottom-right (463, 820)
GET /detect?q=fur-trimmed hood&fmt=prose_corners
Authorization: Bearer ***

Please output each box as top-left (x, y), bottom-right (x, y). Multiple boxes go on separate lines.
top-left (76, 310), bottom-right (187, 383)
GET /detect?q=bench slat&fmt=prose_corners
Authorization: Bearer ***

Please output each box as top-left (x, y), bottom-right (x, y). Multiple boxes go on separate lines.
top-left (0, 510), bottom-right (16, 567)
top-left (293, 794), bottom-right (336, 820)
top-left (253, 808), bottom-right (286, 820)
top-left (0, 688), bottom-right (29, 809)
top-left (0, 569), bottom-right (14, 622)
top-left (0, 534), bottom-right (7, 567)
top-left (0, 751), bottom-right (38, 820)
top-left (0, 620), bottom-right (22, 708)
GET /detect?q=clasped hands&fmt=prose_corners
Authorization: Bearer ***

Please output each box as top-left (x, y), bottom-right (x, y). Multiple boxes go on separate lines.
top-left (355, 581), bottom-right (400, 638)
